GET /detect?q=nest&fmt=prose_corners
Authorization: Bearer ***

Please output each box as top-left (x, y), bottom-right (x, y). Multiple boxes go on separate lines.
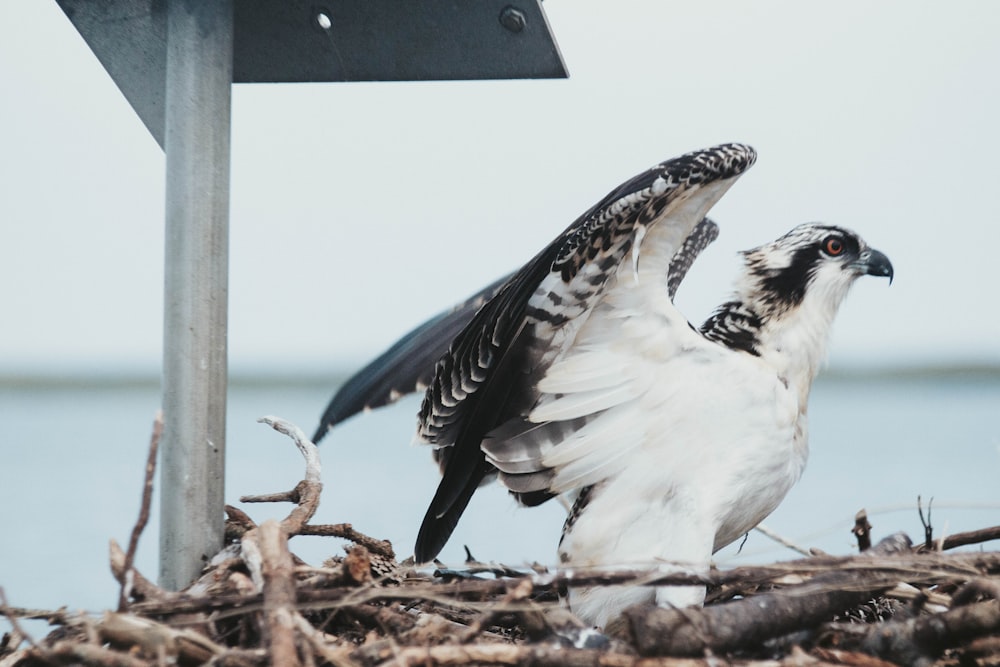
top-left (2, 415), bottom-right (999, 667)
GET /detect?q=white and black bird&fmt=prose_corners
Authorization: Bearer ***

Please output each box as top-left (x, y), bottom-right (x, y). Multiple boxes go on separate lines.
top-left (314, 143), bottom-right (893, 627)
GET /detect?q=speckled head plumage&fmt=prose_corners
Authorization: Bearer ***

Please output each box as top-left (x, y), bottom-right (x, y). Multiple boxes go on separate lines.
top-left (702, 223), bottom-right (893, 357)
top-left (742, 223), bottom-right (893, 310)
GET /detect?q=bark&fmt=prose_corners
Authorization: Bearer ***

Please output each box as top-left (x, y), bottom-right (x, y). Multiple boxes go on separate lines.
top-left (258, 520), bottom-right (301, 667)
top-left (626, 533), bottom-right (913, 656)
top-left (824, 599), bottom-right (1000, 666)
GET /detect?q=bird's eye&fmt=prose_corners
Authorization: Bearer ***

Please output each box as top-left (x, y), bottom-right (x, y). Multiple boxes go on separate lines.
top-left (823, 237), bottom-right (845, 256)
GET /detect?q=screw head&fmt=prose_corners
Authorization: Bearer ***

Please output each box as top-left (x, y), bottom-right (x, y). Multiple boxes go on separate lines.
top-left (500, 6), bottom-right (526, 33)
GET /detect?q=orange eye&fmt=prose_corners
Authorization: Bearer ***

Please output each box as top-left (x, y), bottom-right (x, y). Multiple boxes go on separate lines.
top-left (824, 237), bottom-right (844, 256)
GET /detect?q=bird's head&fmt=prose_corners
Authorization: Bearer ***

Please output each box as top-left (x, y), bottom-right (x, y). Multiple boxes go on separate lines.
top-left (738, 223), bottom-right (893, 319)
top-left (701, 222), bottom-right (892, 379)
top-left (708, 222), bottom-right (894, 392)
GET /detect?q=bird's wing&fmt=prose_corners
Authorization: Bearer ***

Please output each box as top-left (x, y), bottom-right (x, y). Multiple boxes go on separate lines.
top-left (312, 218), bottom-right (717, 444)
top-left (312, 274), bottom-right (510, 442)
top-left (415, 143), bottom-right (757, 561)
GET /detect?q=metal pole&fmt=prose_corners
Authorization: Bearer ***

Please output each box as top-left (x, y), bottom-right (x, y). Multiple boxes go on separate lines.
top-left (159, 0), bottom-right (233, 590)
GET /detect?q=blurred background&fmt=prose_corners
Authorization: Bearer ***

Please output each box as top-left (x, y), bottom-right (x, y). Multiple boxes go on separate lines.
top-left (1, 1), bottom-right (998, 630)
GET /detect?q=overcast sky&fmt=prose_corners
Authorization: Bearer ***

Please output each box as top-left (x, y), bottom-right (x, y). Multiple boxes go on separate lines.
top-left (2, 1), bottom-right (999, 375)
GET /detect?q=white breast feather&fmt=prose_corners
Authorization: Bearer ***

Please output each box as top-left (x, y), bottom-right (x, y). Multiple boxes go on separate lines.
top-left (558, 348), bottom-right (805, 627)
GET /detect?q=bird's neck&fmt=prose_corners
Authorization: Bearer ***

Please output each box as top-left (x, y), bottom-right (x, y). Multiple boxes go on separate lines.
top-left (701, 287), bottom-right (846, 405)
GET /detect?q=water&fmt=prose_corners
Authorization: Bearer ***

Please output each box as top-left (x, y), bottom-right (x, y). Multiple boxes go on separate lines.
top-left (1, 370), bottom-right (998, 635)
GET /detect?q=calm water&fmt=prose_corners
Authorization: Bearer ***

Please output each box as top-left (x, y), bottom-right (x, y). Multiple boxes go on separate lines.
top-left (1, 370), bottom-right (998, 634)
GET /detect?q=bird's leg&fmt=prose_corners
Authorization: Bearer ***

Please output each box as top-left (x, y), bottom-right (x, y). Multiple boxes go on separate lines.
top-left (654, 577), bottom-right (707, 609)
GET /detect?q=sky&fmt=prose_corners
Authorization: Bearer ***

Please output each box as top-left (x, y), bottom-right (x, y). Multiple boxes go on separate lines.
top-left (2, 1), bottom-right (1000, 375)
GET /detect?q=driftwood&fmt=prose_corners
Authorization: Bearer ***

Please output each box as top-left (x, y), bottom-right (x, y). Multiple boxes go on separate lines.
top-left (2, 416), bottom-right (999, 667)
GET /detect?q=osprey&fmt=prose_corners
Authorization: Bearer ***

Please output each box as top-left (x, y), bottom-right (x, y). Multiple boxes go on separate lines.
top-left (314, 143), bottom-right (893, 627)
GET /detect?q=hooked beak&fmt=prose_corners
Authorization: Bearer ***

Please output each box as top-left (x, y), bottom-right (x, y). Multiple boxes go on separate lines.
top-left (851, 248), bottom-right (894, 284)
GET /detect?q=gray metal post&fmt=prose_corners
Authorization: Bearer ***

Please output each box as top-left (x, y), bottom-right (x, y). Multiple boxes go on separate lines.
top-left (159, 0), bottom-right (233, 590)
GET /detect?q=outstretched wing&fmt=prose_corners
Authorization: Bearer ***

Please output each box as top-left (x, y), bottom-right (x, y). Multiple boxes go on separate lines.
top-left (415, 143), bottom-right (757, 561)
top-left (312, 274), bottom-right (511, 443)
top-left (313, 218), bottom-right (717, 444)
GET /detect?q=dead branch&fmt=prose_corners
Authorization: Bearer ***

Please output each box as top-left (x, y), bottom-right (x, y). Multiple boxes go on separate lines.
top-left (853, 509), bottom-right (872, 552)
top-left (226, 504), bottom-right (258, 533)
top-left (46, 640), bottom-right (152, 667)
top-left (810, 648), bottom-right (901, 667)
top-left (257, 416), bottom-right (321, 484)
top-left (109, 539), bottom-right (172, 605)
top-left (240, 487), bottom-right (304, 504)
top-left (98, 610), bottom-right (225, 663)
top-left (118, 411), bottom-right (162, 612)
top-left (1, 606), bottom-right (227, 667)
top-left (935, 524), bottom-right (1000, 552)
top-left (625, 533), bottom-right (914, 657)
top-left (918, 495), bottom-right (935, 551)
top-left (249, 416), bottom-right (323, 535)
top-left (226, 504), bottom-right (258, 525)
top-left (357, 642), bottom-right (851, 667)
top-left (0, 589), bottom-right (42, 659)
top-left (258, 519), bottom-right (302, 667)
top-left (0, 607), bottom-right (67, 624)
top-left (822, 599), bottom-right (1000, 665)
top-left (951, 578), bottom-right (1000, 607)
top-left (459, 578), bottom-right (534, 644)
top-left (298, 523), bottom-right (396, 561)
top-left (290, 613), bottom-right (357, 667)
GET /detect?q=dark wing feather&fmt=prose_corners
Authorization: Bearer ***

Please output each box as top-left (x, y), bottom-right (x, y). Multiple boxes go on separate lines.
top-left (312, 274), bottom-right (511, 443)
top-left (414, 143), bottom-right (757, 561)
top-left (415, 246), bottom-right (561, 560)
top-left (668, 217), bottom-right (719, 299)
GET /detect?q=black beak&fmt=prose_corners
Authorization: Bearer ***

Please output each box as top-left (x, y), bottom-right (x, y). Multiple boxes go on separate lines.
top-left (852, 248), bottom-right (894, 284)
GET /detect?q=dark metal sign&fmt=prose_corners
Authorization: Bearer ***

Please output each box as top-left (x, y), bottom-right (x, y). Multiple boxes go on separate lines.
top-left (55, 0), bottom-right (567, 147)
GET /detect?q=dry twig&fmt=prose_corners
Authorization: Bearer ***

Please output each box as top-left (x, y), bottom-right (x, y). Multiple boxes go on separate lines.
top-left (853, 509), bottom-right (873, 552)
top-left (933, 524), bottom-right (1000, 552)
top-left (118, 411), bottom-right (162, 612)
top-left (299, 523), bottom-right (396, 561)
top-left (109, 539), bottom-right (170, 605)
top-left (0, 589), bottom-right (42, 659)
top-left (252, 416), bottom-right (323, 534)
top-left (258, 520), bottom-right (302, 667)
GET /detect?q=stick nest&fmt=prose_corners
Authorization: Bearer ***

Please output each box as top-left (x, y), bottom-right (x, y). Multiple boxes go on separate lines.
top-left (2, 415), bottom-right (999, 667)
